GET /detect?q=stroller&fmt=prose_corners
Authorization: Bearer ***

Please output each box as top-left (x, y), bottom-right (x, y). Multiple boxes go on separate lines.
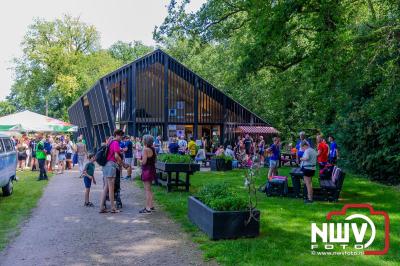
top-left (319, 163), bottom-right (335, 180)
top-left (104, 168), bottom-right (123, 209)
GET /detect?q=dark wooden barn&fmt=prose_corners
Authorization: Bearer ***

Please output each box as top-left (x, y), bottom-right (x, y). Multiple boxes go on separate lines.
top-left (68, 49), bottom-right (276, 150)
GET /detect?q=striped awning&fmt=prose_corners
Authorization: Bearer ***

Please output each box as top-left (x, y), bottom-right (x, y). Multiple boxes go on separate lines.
top-left (237, 126), bottom-right (280, 134)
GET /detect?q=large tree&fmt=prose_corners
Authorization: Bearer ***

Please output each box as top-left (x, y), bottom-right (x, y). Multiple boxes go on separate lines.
top-left (9, 15), bottom-right (121, 120)
top-left (155, 0), bottom-right (400, 183)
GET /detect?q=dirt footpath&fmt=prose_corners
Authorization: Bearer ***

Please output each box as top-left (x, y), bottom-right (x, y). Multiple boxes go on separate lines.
top-left (0, 168), bottom-right (212, 266)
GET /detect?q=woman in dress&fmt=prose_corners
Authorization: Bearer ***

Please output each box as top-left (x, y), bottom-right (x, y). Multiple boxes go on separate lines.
top-left (139, 135), bottom-right (156, 214)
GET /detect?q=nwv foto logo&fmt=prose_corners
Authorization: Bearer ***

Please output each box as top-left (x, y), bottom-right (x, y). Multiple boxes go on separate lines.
top-left (310, 204), bottom-right (390, 255)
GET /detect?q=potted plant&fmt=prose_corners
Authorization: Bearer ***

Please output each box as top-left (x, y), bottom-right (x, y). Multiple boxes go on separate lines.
top-left (188, 167), bottom-right (261, 239)
top-left (210, 154), bottom-right (233, 171)
top-left (156, 154), bottom-right (200, 172)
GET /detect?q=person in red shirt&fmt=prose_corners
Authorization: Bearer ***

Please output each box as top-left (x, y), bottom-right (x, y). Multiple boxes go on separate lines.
top-left (317, 135), bottom-right (329, 167)
top-left (99, 129), bottom-right (129, 214)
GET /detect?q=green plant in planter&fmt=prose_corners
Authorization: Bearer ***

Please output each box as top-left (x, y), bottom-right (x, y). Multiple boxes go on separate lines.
top-left (213, 153), bottom-right (233, 164)
top-left (197, 183), bottom-right (248, 211)
top-left (157, 153), bottom-right (193, 163)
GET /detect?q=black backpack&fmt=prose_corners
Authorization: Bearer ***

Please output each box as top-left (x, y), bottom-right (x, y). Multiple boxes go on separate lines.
top-left (96, 141), bottom-right (113, 166)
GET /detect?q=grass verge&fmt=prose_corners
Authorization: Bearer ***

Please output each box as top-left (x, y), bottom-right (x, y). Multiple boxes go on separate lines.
top-left (0, 171), bottom-right (50, 251)
top-left (142, 167), bottom-right (399, 266)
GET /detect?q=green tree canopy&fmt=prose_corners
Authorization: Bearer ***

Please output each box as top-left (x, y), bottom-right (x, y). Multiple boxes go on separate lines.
top-left (155, 0), bottom-right (400, 183)
top-left (8, 15), bottom-right (121, 120)
top-left (0, 101), bottom-right (16, 116)
top-left (108, 41), bottom-right (154, 64)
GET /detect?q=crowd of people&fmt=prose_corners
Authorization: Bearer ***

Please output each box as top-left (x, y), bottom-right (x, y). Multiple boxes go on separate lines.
top-left (10, 129), bottom-right (339, 211)
top-left (12, 133), bottom-right (87, 180)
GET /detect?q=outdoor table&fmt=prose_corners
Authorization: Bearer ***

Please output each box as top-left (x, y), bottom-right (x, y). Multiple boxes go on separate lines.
top-left (155, 163), bottom-right (200, 192)
top-left (289, 167), bottom-right (304, 198)
top-left (280, 152), bottom-right (297, 167)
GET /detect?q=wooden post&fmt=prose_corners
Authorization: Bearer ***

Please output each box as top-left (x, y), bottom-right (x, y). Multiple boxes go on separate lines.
top-left (163, 55), bottom-right (169, 141)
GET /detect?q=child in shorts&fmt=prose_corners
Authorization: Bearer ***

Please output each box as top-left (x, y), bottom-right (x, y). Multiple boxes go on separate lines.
top-left (83, 154), bottom-right (96, 207)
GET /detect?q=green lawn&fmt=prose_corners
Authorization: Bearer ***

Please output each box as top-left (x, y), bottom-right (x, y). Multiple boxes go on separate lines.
top-left (144, 167), bottom-right (399, 266)
top-left (0, 171), bottom-right (50, 250)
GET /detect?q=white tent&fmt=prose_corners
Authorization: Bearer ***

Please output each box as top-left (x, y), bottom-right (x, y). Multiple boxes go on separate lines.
top-left (0, 110), bottom-right (77, 132)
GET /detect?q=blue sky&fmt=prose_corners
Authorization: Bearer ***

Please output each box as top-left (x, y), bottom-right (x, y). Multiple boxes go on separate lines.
top-left (0, 0), bottom-right (205, 100)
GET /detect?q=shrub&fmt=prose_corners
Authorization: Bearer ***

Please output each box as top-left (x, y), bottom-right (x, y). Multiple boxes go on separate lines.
top-left (196, 183), bottom-right (248, 211)
top-left (213, 153), bottom-right (233, 163)
top-left (157, 153), bottom-right (192, 163)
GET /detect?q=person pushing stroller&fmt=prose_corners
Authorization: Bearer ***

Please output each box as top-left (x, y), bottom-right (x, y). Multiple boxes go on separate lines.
top-left (99, 130), bottom-right (129, 213)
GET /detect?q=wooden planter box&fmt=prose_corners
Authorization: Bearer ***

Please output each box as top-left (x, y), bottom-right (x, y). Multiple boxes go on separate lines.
top-left (156, 161), bottom-right (200, 172)
top-left (210, 158), bottom-right (233, 171)
top-left (188, 196), bottom-right (260, 240)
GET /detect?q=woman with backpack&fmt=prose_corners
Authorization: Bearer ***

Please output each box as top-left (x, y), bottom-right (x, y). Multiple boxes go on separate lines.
top-left (99, 129), bottom-right (128, 214)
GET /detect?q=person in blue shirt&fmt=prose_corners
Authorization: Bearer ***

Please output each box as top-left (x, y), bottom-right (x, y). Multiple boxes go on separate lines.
top-left (44, 135), bottom-right (52, 172)
top-left (328, 136), bottom-right (339, 164)
top-left (267, 137), bottom-right (281, 179)
top-left (168, 137), bottom-right (179, 154)
top-left (154, 135), bottom-right (163, 154)
top-left (296, 131), bottom-right (312, 164)
top-left (122, 136), bottom-right (133, 179)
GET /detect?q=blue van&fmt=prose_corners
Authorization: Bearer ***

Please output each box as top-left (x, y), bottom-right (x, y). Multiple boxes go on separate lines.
top-left (0, 134), bottom-right (17, 196)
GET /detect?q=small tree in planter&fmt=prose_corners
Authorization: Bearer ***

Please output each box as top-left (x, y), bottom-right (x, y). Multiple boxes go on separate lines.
top-left (188, 164), bottom-right (261, 239)
top-left (210, 154), bottom-right (233, 171)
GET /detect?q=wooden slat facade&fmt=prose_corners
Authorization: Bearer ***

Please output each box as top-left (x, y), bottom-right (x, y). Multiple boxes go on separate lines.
top-left (68, 49), bottom-right (270, 150)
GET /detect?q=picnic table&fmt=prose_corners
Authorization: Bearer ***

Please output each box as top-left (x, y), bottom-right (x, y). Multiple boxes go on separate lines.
top-left (280, 152), bottom-right (298, 167)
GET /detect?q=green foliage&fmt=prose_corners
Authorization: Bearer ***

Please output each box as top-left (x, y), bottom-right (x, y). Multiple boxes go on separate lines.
top-left (8, 15), bottom-right (122, 120)
top-left (196, 183), bottom-right (248, 211)
top-left (157, 153), bottom-right (193, 163)
top-left (155, 0), bottom-right (400, 183)
top-left (108, 40), bottom-right (154, 64)
top-left (148, 168), bottom-right (400, 265)
top-left (6, 15), bottom-right (155, 121)
top-left (213, 153), bottom-right (233, 163)
top-left (0, 101), bottom-right (16, 116)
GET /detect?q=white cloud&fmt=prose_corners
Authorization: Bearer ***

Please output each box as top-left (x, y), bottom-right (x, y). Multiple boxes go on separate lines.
top-left (0, 0), bottom-right (205, 100)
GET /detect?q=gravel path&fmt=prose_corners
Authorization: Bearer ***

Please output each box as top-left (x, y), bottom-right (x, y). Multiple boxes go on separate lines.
top-left (0, 168), bottom-right (212, 266)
